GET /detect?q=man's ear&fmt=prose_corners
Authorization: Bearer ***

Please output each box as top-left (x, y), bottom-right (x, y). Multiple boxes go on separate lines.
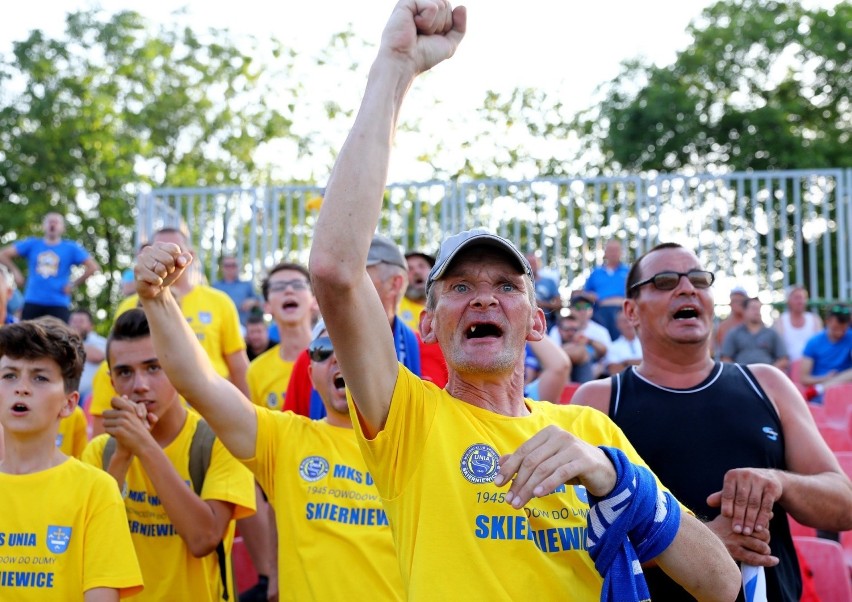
top-left (420, 310), bottom-right (437, 344)
top-left (59, 392), bottom-right (79, 419)
top-left (623, 298), bottom-right (640, 329)
top-left (527, 307), bottom-right (547, 342)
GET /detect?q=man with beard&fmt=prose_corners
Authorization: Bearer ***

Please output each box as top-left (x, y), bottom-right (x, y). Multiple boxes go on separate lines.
top-left (573, 242), bottom-right (852, 600)
top-left (398, 250), bottom-right (434, 331)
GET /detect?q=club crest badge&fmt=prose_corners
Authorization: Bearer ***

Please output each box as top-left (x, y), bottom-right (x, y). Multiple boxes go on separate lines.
top-left (460, 443), bottom-right (500, 484)
top-left (299, 456), bottom-right (329, 482)
top-left (46, 526), bottom-right (72, 554)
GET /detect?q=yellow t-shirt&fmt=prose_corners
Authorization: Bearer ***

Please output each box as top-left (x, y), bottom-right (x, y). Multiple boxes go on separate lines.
top-left (80, 412), bottom-right (256, 602)
top-left (241, 407), bottom-right (404, 602)
top-left (351, 365), bottom-right (665, 601)
top-left (0, 458), bottom-right (143, 600)
top-left (87, 361), bottom-right (112, 417)
top-left (397, 297), bottom-right (424, 333)
top-left (246, 345), bottom-right (293, 411)
top-left (116, 285), bottom-right (245, 378)
top-left (56, 406), bottom-right (88, 458)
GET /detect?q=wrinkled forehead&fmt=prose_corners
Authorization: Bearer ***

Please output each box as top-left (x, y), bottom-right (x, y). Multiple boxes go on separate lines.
top-left (638, 247), bottom-right (703, 279)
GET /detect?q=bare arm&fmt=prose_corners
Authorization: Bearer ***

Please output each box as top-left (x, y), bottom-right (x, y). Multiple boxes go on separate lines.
top-left (84, 588), bottom-right (119, 602)
top-left (797, 356), bottom-right (823, 385)
top-left (136, 244), bottom-right (258, 459)
top-left (526, 337), bottom-right (570, 403)
top-left (707, 365), bottom-right (852, 534)
top-left (225, 349), bottom-right (251, 398)
top-left (74, 256), bottom-right (100, 287)
top-left (309, 0), bottom-right (466, 438)
top-left (0, 246), bottom-right (24, 287)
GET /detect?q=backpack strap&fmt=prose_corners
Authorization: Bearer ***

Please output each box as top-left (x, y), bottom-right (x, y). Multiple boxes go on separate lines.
top-left (102, 436), bottom-right (117, 471)
top-left (188, 419), bottom-right (231, 601)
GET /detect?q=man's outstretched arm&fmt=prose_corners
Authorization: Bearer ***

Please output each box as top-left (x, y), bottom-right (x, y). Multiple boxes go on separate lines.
top-left (135, 243), bottom-right (257, 459)
top-left (309, 0), bottom-right (466, 437)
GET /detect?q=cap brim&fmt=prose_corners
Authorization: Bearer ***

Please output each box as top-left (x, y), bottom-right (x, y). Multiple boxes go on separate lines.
top-left (428, 233), bottom-right (530, 289)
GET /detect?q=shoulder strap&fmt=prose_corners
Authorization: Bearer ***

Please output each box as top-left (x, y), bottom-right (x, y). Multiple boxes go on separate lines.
top-left (188, 419), bottom-right (231, 601)
top-left (102, 436), bottom-right (117, 470)
top-left (188, 419), bottom-right (216, 496)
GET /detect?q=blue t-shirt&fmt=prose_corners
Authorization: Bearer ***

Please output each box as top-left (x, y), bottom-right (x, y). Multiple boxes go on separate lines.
top-left (212, 279), bottom-right (259, 325)
top-left (14, 238), bottom-right (90, 307)
top-left (584, 264), bottom-right (630, 302)
top-left (802, 330), bottom-right (852, 376)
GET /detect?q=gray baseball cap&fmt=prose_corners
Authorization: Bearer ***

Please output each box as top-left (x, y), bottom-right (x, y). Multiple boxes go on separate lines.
top-left (426, 228), bottom-right (533, 293)
top-left (367, 235), bottom-right (407, 270)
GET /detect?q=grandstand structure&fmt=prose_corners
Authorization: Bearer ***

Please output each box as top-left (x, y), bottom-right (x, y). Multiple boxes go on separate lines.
top-left (138, 168), bottom-right (852, 306)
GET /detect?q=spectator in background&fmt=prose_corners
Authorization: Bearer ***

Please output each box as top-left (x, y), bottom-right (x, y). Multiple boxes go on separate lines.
top-left (553, 313), bottom-right (595, 383)
top-left (522, 337), bottom-right (571, 402)
top-left (583, 239), bottom-right (629, 340)
top-left (605, 309), bottom-right (643, 375)
top-left (212, 254), bottom-right (261, 328)
top-left (714, 285), bottom-right (748, 356)
top-left (244, 311), bottom-right (274, 361)
top-left (68, 307), bottom-right (106, 403)
top-left (551, 292), bottom-right (611, 378)
top-left (0, 263), bottom-right (14, 325)
top-left (773, 285), bottom-right (823, 362)
top-left (721, 297), bottom-right (789, 372)
top-left (0, 212), bottom-right (100, 322)
top-left (399, 250), bottom-right (434, 332)
top-left (525, 251), bottom-right (562, 331)
top-left (800, 304), bottom-right (852, 402)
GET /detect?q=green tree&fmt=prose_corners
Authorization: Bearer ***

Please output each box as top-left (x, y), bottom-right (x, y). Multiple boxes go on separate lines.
top-left (0, 9), bottom-right (296, 319)
top-left (575, 0), bottom-right (851, 173)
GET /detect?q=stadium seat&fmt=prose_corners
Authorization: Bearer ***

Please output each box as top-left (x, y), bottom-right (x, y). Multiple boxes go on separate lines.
top-left (231, 536), bottom-right (258, 595)
top-left (807, 402), bottom-right (828, 426)
top-left (823, 383), bottom-right (852, 425)
top-left (559, 382), bottom-right (581, 405)
top-left (819, 425), bottom-right (852, 452)
top-left (842, 530), bottom-right (852, 580)
top-left (793, 536), bottom-right (852, 602)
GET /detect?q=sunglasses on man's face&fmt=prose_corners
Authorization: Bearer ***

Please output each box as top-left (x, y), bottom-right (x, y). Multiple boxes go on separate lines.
top-left (308, 336), bottom-right (334, 363)
top-left (630, 270), bottom-right (715, 292)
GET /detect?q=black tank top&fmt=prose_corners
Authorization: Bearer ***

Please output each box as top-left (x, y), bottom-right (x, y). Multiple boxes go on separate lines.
top-left (610, 362), bottom-right (801, 601)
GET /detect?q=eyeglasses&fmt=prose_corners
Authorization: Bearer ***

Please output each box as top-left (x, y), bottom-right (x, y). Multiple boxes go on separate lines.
top-left (630, 270), bottom-right (715, 292)
top-left (268, 279), bottom-right (310, 293)
top-left (308, 336), bottom-right (334, 362)
top-left (571, 302), bottom-right (593, 310)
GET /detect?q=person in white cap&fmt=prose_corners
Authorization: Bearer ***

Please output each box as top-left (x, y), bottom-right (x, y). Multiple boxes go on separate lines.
top-left (305, 1), bottom-right (741, 600)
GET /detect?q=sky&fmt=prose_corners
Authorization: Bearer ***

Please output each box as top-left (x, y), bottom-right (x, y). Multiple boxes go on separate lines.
top-left (0, 0), bottom-right (833, 183)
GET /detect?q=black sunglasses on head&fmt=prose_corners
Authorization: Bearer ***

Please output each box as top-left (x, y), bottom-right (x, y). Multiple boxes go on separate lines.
top-left (630, 270), bottom-right (715, 292)
top-left (308, 336), bottom-right (334, 362)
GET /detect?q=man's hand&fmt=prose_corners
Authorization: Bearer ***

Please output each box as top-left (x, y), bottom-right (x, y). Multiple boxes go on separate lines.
top-left (135, 243), bottom-right (192, 299)
top-left (102, 396), bottom-right (157, 458)
top-left (705, 513), bottom-right (779, 567)
top-left (493, 425), bottom-right (617, 508)
top-left (380, 0), bottom-right (466, 75)
top-left (707, 467), bottom-right (782, 536)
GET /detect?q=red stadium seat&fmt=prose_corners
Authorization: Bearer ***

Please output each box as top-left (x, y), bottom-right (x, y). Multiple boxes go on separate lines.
top-left (559, 382), bottom-right (581, 405)
top-left (836, 451), bottom-right (852, 480)
top-left (807, 402), bottom-right (828, 426)
top-left (819, 425), bottom-right (852, 452)
top-left (842, 530), bottom-right (852, 580)
top-left (231, 536), bottom-right (258, 595)
top-left (823, 383), bottom-right (852, 425)
top-left (793, 536), bottom-right (852, 602)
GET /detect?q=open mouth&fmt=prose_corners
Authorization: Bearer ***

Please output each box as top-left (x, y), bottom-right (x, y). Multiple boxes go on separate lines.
top-left (282, 300), bottom-right (299, 310)
top-left (333, 374), bottom-right (346, 391)
top-left (673, 306), bottom-right (699, 320)
top-left (11, 402), bottom-right (29, 412)
top-left (466, 322), bottom-right (503, 339)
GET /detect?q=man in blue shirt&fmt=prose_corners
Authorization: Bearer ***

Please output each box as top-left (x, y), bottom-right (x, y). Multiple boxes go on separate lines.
top-left (212, 254), bottom-right (261, 328)
top-left (800, 304), bottom-right (852, 402)
top-left (583, 239), bottom-right (630, 340)
top-left (0, 212), bottom-right (99, 322)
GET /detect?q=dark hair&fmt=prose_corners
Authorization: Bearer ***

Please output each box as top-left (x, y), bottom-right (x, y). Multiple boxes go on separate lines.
top-left (152, 227), bottom-right (189, 247)
top-left (0, 317), bottom-right (85, 393)
top-left (106, 309), bottom-right (151, 368)
top-left (626, 242), bottom-right (685, 299)
top-left (260, 262), bottom-right (311, 300)
top-left (70, 307), bottom-right (93, 322)
top-left (744, 297), bottom-right (761, 309)
top-left (246, 312), bottom-right (266, 326)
